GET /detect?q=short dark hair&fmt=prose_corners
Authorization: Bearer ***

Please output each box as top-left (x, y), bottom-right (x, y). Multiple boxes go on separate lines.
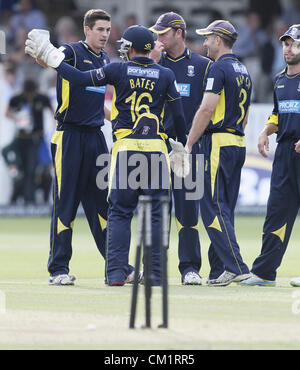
top-left (219, 35), bottom-right (236, 49)
top-left (212, 33), bottom-right (236, 49)
top-left (172, 27), bottom-right (186, 40)
top-left (83, 9), bottom-right (111, 29)
top-left (24, 79), bottom-right (37, 94)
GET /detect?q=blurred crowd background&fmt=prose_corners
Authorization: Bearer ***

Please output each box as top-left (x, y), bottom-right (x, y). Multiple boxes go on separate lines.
top-left (0, 0), bottom-right (298, 209)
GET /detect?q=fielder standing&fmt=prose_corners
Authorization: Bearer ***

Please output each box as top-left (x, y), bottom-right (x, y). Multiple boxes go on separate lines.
top-left (25, 25), bottom-right (187, 286)
top-left (149, 12), bottom-right (212, 285)
top-left (186, 20), bottom-right (252, 286)
top-left (34, 9), bottom-right (112, 285)
top-left (240, 24), bottom-right (300, 287)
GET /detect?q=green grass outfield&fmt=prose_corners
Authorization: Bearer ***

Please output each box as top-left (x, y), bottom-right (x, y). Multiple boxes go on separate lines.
top-left (0, 215), bottom-right (300, 350)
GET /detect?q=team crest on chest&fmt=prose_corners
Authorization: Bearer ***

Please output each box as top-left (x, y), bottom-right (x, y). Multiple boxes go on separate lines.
top-left (187, 65), bottom-right (195, 77)
top-left (142, 126), bottom-right (150, 135)
top-left (297, 81), bottom-right (300, 92)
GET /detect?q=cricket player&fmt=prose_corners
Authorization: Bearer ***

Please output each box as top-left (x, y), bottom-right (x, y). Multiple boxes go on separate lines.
top-left (31, 9), bottom-right (113, 285)
top-left (240, 24), bottom-right (300, 287)
top-left (186, 20), bottom-right (252, 286)
top-left (149, 12), bottom-right (212, 285)
top-left (25, 24), bottom-right (187, 286)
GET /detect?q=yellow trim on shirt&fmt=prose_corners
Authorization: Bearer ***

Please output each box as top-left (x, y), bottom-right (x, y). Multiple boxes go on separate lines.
top-left (266, 113), bottom-right (278, 126)
top-left (211, 88), bottom-right (225, 125)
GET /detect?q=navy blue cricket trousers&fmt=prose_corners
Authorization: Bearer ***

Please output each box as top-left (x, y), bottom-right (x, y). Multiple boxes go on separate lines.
top-left (171, 142), bottom-right (202, 278)
top-left (200, 132), bottom-right (250, 278)
top-left (48, 124), bottom-right (109, 276)
top-left (105, 135), bottom-right (170, 286)
top-left (252, 139), bottom-right (300, 280)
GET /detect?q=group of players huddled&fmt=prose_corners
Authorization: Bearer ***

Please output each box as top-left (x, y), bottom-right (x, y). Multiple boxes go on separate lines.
top-left (24, 9), bottom-right (300, 288)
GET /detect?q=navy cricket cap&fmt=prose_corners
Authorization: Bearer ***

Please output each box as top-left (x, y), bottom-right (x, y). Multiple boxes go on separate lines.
top-left (149, 12), bottom-right (186, 34)
top-left (279, 24), bottom-right (300, 42)
top-left (121, 25), bottom-right (154, 52)
top-left (196, 20), bottom-right (238, 41)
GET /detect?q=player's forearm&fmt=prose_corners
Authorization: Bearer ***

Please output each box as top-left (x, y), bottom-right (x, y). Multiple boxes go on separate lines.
top-left (149, 41), bottom-right (164, 63)
top-left (56, 62), bottom-right (94, 86)
top-left (187, 106), bottom-right (212, 150)
top-left (262, 122), bottom-right (278, 136)
top-left (242, 107), bottom-right (250, 130)
top-left (173, 116), bottom-right (187, 146)
top-left (169, 100), bottom-right (187, 145)
top-left (263, 112), bottom-right (278, 136)
top-left (258, 122), bottom-right (277, 158)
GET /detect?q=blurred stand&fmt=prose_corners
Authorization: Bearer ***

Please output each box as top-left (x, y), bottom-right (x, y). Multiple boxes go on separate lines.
top-left (0, 0), bottom-right (297, 214)
top-left (3, 79), bottom-right (54, 206)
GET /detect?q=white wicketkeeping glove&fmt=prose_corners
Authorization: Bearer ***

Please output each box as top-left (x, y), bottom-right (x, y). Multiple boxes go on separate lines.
top-left (169, 138), bottom-right (190, 178)
top-left (25, 29), bottom-right (65, 68)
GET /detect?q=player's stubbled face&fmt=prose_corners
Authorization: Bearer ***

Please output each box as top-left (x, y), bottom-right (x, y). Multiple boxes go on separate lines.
top-left (203, 34), bottom-right (218, 61)
top-left (283, 38), bottom-right (300, 65)
top-left (157, 29), bottom-right (177, 52)
top-left (87, 20), bottom-right (111, 51)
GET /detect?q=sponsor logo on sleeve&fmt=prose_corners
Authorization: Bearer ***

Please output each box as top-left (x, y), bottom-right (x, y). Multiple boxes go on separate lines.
top-left (206, 78), bottom-right (214, 91)
top-left (96, 68), bottom-right (105, 80)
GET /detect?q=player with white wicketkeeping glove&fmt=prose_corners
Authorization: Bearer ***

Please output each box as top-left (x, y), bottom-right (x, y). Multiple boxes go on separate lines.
top-left (169, 138), bottom-right (190, 178)
top-left (25, 29), bottom-right (65, 68)
top-left (25, 28), bottom-right (190, 179)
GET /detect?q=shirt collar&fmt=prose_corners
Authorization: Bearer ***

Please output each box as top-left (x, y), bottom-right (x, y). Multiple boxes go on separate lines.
top-left (218, 53), bottom-right (238, 61)
top-left (81, 41), bottom-right (103, 57)
top-left (164, 47), bottom-right (192, 61)
top-left (130, 57), bottom-right (156, 66)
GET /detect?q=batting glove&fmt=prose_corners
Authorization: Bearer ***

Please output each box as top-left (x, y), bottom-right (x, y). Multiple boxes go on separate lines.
top-left (169, 138), bottom-right (190, 178)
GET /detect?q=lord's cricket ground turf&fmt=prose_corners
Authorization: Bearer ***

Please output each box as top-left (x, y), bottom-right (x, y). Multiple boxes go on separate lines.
top-left (0, 216), bottom-right (300, 350)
